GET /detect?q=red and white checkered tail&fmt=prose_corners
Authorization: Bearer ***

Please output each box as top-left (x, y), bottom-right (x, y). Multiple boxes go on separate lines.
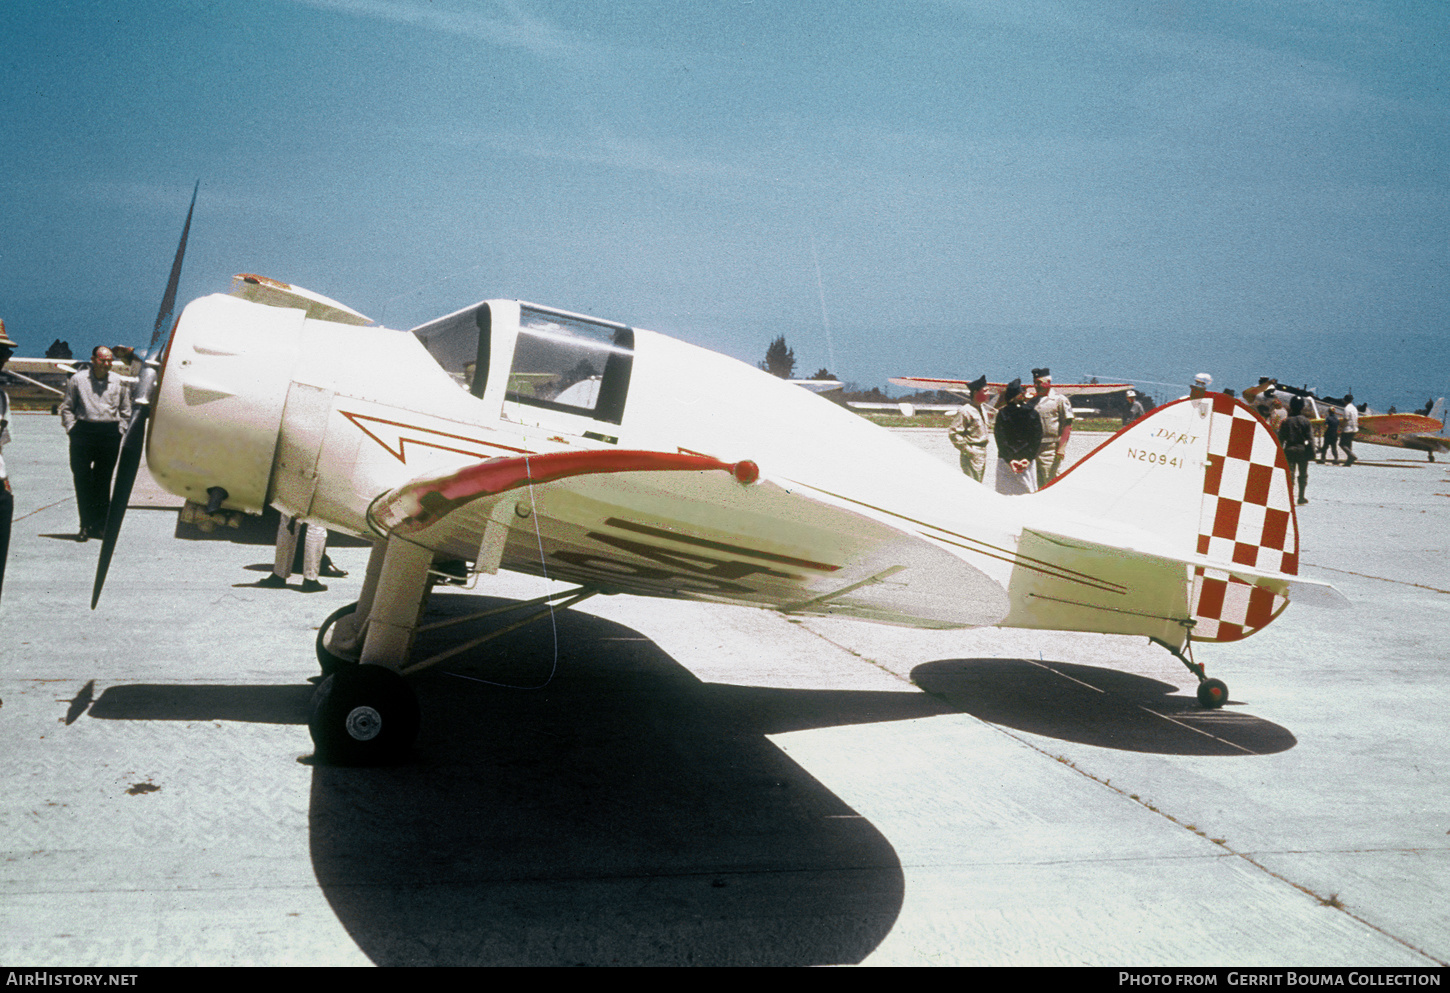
top-left (1188, 394), bottom-right (1298, 642)
top-left (1039, 393), bottom-right (1305, 643)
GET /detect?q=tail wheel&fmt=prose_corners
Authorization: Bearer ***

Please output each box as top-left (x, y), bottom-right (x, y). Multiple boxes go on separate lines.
top-left (316, 602), bottom-right (360, 675)
top-left (1197, 678), bottom-right (1229, 709)
top-left (309, 664), bottom-right (419, 765)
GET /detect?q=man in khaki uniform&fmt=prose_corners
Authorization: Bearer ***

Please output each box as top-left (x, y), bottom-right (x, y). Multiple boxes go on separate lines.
top-left (1029, 367), bottom-right (1073, 488)
top-left (946, 374), bottom-right (991, 482)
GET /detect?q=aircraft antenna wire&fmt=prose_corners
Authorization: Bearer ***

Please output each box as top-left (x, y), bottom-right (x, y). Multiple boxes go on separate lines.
top-left (810, 231), bottom-right (838, 376)
top-left (443, 455), bottom-right (562, 692)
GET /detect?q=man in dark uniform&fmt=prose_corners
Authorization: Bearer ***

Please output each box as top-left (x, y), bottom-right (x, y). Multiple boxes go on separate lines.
top-left (1279, 396), bottom-right (1315, 505)
top-left (59, 346), bottom-right (132, 540)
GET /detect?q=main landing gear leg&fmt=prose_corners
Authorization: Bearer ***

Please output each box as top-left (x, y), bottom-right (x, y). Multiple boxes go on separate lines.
top-left (1150, 635), bottom-right (1228, 709)
top-left (308, 536), bottom-right (433, 765)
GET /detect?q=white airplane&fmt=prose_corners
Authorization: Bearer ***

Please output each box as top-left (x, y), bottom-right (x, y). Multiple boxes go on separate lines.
top-left (93, 210), bottom-right (1347, 765)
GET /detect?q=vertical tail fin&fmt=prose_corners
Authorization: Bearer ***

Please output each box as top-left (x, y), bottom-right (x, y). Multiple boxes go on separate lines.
top-left (1035, 394), bottom-right (1301, 642)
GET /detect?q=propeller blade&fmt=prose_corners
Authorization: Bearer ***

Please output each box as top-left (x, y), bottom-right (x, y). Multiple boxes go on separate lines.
top-left (90, 407), bottom-right (148, 610)
top-left (92, 181), bottom-right (197, 608)
top-left (147, 180), bottom-right (198, 357)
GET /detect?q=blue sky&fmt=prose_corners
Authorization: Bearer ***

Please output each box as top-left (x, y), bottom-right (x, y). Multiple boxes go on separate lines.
top-left (2, 1), bottom-right (1447, 407)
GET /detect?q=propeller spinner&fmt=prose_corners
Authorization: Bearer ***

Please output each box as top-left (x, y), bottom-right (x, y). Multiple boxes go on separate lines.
top-left (91, 181), bottom-right (198, 609)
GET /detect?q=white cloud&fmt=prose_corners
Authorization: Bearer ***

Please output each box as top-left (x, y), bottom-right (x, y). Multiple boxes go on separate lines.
top-left (286, 0), bottom-right (582, 58)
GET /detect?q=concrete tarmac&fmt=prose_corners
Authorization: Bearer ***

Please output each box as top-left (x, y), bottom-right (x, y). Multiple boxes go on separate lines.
top-left (1, 413), bottom-right (1446, 966)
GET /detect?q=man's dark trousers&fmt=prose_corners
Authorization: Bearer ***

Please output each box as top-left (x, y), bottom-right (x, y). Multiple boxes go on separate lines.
top-left (0, 486), bottom-right (11, 601)
top-left (69, 420), bottom-right (121, 535)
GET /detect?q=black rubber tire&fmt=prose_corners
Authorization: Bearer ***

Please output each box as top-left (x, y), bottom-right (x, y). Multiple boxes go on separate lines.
top-left (1197, 678), bottom-right (1229, 709)
top-left (308, 664), bottom-right (420, 765)
top-left (315, 602), bottom-right (359, 675)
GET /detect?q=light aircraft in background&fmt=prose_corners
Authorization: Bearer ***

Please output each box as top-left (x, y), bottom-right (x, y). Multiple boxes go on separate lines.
top-left (889, 375), bottom-right (1134, 418)
top-left (1, 353), bottom-right (140, 410)
top-left (888, 376), bottom-right (1134, 408)
top-left (91, 200), bottom-right (1347, 765)
top-left (1244, 380), bottom-right (1448, 461)
top-left (0, 356), bottom-right (74, 406)
top-left (1355, 399), bottom-right (1448, 461)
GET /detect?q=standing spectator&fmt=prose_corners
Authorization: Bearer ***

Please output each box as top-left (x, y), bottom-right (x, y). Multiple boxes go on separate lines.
top-left (994, 379), bottom-right (1042, 495)
top-left (258, 514), bottom-right (332, 593)
top-left (1279, 397), bottom-right (1315, 505)
top-left (59, 346), bottom-right (132, 540)
top-left (1319, 406), bottom-right (1340, 464)
top-left (1340, 394), bottom-right (1359, 466)
top-left (1268, 398), bottom-right (1288, 433)
top-left (1028, 367), bottom-right (1073, 488)
top-left (947, 374), bottom-right (991, 482)
top-left (1123, 390), bottom-right (1145, 426)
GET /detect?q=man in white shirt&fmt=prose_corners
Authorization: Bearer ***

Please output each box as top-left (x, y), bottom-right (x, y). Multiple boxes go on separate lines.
top-left (1340, 393), bottom-right (1359, 466)
top-left (59, 346), bottom-right (132, 540)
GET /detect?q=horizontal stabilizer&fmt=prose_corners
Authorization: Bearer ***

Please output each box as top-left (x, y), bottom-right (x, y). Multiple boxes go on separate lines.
top-left (1031, 527), bottom-right (1348, 609)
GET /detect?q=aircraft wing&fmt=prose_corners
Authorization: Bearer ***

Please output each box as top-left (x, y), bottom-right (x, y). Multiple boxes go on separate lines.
top-left (788, 379), bottom-right (844, 394)
top-left (888, 376), bottom-right (981, 395)
top-left (889, 376), bottom-right (1132, 399)
top-left (367, 449), bottom-right (1009, 629)
top-left (1, 363), bottom-right (71, 396)
top-left (1357, 413), bottom-right (1444, 436)
top-left (7, 358), bottom-right (78, 376)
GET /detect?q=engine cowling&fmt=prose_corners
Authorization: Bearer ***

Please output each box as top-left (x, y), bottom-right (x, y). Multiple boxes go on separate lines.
top-left (147, 294), bottom-right (302, 514)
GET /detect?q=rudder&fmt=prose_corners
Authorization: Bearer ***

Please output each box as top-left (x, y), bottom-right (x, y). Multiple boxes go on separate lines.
top-left (1037, 394), bottom-right (1300, 642)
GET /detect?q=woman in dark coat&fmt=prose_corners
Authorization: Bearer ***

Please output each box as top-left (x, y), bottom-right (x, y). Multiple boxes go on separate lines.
top-left (993, 379), bottom-right (1043, 495)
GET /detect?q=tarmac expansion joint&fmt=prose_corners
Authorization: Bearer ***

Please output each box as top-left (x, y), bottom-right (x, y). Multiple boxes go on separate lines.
top-left (988, 719), bottom-right (1449, 968)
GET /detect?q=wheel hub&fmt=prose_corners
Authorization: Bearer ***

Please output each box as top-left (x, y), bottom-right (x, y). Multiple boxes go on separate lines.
top-left (345, 705), bottom-right (383, 741)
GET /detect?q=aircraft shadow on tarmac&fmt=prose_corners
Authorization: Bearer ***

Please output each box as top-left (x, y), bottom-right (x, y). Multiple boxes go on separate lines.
top-left (87, 594), bottom-right (963, 966)
top-left (911, 658), bottom-right (1297, 756)
top-left (82, 595), bottom-right (1296, 963)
